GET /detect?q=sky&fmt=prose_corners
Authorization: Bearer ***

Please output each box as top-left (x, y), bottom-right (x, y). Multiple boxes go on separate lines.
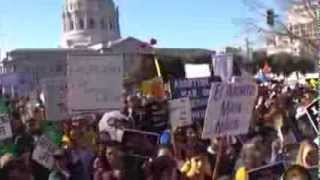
top-left (0, 0), bottom-right (279, 57)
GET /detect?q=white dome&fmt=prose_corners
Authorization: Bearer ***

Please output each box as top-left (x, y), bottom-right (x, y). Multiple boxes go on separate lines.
top-left (60, 0), bottom-right (121, 48)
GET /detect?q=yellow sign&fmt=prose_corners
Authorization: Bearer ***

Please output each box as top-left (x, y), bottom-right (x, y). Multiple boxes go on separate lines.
top-left (141, 78), bottom-right (166, 98)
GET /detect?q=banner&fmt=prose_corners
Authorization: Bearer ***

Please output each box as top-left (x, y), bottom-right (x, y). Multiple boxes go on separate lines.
top-left (32, 135), bottom-right (58, 169)
top-left (0, 72), bottom-right (34, 96)
top-left (202, 82), bottom-right (258, 139)
top-left (248, 162), bottom-right (285, 180)
top-left (67, 55), bottom-right (123, 112)
top-left (168, 97), bottom-right (192, 131)
top-left (170, 77), bottom-right (211, 123)
top-left (0, 116), bottom-right (12, 141)
top-left (41, 77), bottom-right (68, 121)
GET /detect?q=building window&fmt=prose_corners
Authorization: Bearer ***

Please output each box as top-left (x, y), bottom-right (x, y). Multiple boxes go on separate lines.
top-left (79, 19), bottom-right (84, 29)
top-left (89, 18), bottom-right (95, 29)
top-left (100, 19), bottom-right (105, 29)
top-left (109, 22), bottom-right (113, 30)
top-left (70, 20), bottom-right (74, 30)
top-left (56, 65), bottom-right (63, 73)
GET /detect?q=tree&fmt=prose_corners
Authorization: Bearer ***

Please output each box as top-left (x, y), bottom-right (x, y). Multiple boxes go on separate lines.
top-left (239, 0), bottom-right (319, 58)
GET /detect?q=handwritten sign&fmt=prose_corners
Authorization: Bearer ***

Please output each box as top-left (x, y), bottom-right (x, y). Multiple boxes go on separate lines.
top-left (147, 101), bottom-right (169, 133)
top-left (41, 77), bottom-right (68, 121)
top-left (141, 78), bottom-right (166, 98)
top-left (202, 82), bottom-right (258, 139)
top-left (248, 162), bottom-right (285, 180)
top-left (67, 55), bottom-right (123, 112)
top-left (170, 77), bottom-right (212, 123)
top-left (32, 135), bottom-right (58, 169)
top-left (212, 54), bottom-right (234, 82)
top-left (0, 117), bottom-right (12, 141)
top-left (306, 99), bottom-right (319, 133)
top-left (169, 97), bottom-right (192, 131)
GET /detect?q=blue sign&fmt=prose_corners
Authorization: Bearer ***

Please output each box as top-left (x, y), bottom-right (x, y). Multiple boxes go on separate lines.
top-left (170, 77), bottom-right (212, 123)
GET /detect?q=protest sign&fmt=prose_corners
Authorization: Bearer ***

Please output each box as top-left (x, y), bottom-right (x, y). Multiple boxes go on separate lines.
top-left (212, 54), bottom-right (234, 82)
top-left (41, 77), bottom-right (68, 121)
top-left (170, 77), bottom-right (212, 123)
top-left (0, 72), bottom-right (34, 97)
top-left (32, 135), bottom-right (59, 169)
top-left (121, 129), bottom-right (159, 157)
top-left (305, 99), bottom-right (319, 133)
top-left (0, 116), bottom-right (12, 141)
top-left (202, 82), bottom-right (258, 139)
top-left (147, 100), bottom-right (169, 133)
top-left (168, 97), bottom-right (192, 131)
top-left (67, 55), bottom-right (123, 112)
top-left (141, 78), bottom-right (166, 98)
top-left (248, 161), bottom-right (285, 180)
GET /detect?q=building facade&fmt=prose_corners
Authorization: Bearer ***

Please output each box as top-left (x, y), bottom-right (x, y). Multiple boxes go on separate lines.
top-left (266, 1), bottom-right (319, 57)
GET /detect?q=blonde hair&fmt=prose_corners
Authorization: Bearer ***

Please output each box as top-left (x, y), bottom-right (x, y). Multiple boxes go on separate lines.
top-left (0, 153), bottom-right (14, 168)
top-left (296, 140), bottom-right (316, 168)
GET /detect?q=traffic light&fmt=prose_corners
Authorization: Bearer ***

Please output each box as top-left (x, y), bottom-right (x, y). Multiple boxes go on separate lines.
top-left (267, 9), bottom-right (274, 26)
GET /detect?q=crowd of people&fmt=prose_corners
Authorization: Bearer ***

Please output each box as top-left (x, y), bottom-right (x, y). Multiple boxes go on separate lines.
top-left (0, 77), bottom-right (318, 180)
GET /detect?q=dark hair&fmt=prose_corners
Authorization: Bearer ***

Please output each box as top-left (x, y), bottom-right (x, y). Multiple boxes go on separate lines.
top-left (283, 165), bottom-right (312, 180)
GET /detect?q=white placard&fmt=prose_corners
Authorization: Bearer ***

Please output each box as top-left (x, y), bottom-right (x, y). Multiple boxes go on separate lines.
top-left (202, 82), bottom-right (258, 139)
top-left (67, 55), bottom-right (123, 112)
top-left (41, 77), bottom-right (68, 121)
top-left (32, 135), bottom-right (58, 169)
top-left (213, 54), bottom-right (234, 82)
top-left (169, 97), bottom-right (192, 130)
top-left (0, 120), bottom-right (12, 141)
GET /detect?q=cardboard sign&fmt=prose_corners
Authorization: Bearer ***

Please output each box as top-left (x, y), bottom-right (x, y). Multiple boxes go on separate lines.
top-left (121, 129), bottom-right (159, 157)
top-left (67, 55), bottom-right (123, 112)
top-left (170, 77), bottom-right (212, 123)
top-left (202, 82), bottom-right (258, 139)
top-left (147, 101), bottom-right (169, 133)
top-left (212, 54), bottom-right (234, 82)
top-left (248, 162), bottom-right (285, 180)
top-left (41, 77), bottom-right (68, 121)
top-left (141, 78), bottom-right (166, 98)
top-left (306, 99), bottom-right (319, 133)
top-left (0, 116), bottom-right (12, 141)
top-left (169, 97), bottom-right (192, 130)
top-left (32, 135), bottom-right (58, 169)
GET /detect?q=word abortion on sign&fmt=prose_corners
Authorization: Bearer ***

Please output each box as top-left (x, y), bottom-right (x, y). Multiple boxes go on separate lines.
top-left (305, 99), bottom-right (319, 133)
top-left (202, 82), bottom-right (258, 139)
top-left (67, 55), bottom-right (123, 112)
top-left (169, 97), bottom-right (192, 131)
top-left (170, 78), bottom-right (212, 123)
top-left (0, 116), bottom-right (12, 141)
top-left (32, 135), bottom-right (59, 169)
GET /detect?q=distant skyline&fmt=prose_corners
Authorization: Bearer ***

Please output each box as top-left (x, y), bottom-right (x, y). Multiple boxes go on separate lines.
top-left (0, 0), bottom-right (279, 57)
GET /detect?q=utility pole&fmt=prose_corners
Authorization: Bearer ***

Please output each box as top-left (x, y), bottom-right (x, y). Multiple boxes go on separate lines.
top-left (245, 37), bottom-right (252, 62)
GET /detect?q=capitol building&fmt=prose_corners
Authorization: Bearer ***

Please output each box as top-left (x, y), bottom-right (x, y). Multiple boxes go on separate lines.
top-left (0, 0), bottom-right (213, 99)
top-left (60, 0), bottom-right (121, 48)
